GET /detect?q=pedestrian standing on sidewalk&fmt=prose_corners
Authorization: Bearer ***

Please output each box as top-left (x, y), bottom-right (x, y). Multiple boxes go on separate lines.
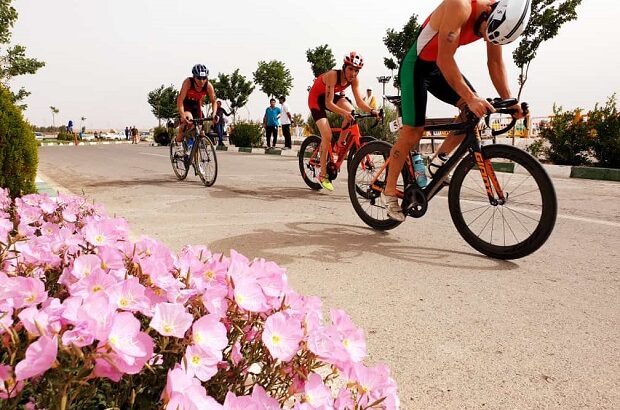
top-left (262, 98), bottom-right (281, 149)
top-left (125, 126), bottom-right (130, 140)
top-left (278, 96), bottom-right (293, 149)
top-left (214, 100), bottom-right (232, 146)
top-left (131, 126), bottom-right (139, 144)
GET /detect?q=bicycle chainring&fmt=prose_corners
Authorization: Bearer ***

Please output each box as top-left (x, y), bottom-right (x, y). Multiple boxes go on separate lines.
top-left (327, 162), bottom-right (338, 181)
top-left (402, 185), bottom-right (428, 218)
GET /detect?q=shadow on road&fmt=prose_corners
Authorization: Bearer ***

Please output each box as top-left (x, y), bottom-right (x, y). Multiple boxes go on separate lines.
top-left (208, 221), bottom-right (518, 271)
top-left (206, 185), bottom-right (348, 203)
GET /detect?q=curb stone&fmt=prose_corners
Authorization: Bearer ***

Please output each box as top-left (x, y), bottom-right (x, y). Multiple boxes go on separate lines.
top-left (41, 141), bottom-right (617, 182)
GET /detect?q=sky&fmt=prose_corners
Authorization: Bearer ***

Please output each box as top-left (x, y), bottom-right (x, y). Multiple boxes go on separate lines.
top-left (9, 0), bottom-right (620, 131)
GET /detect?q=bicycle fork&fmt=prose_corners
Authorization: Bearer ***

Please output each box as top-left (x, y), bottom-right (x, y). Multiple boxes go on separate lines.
top-left (473, 151), bottom-right (505, 206)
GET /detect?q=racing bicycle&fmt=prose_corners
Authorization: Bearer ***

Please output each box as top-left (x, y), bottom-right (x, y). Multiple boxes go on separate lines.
top-left (299, 111), bottom-right (381, 190)
top-left (170, 117), bottom-right (218, 187)
top-left (348, 97), bottom-right (557, 260)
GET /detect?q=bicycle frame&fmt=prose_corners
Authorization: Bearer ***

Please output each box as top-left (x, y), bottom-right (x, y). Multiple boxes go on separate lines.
top-left (367, 110), bottom-right (515, 206)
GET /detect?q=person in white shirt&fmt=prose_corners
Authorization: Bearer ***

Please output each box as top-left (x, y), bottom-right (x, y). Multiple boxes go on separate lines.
top-left (278, 95), bottom-right (293, 149)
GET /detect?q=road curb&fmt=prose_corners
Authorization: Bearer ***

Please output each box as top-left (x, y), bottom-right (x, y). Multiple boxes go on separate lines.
top-left (40, 140), bottom-right (134, 147)
top-left (570, 166), bottom-right (620, 182)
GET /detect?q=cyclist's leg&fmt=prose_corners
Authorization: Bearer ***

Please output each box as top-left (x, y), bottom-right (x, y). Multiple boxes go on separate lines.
top-left (427, 73), bottom-right (476, 158)
top-left (334, 95), bottom-right (354, 146)
top-left (385, 45), bottom-right (428, 197)
top-left (315, 117), bottom-right (332, 179)
top-left (176, 111), bottom-right (194, 143)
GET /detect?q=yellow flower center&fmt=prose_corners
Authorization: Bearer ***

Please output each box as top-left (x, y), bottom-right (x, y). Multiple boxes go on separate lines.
top-left (194, 333), bottom-right (203, 344)
top-left (204, 270), bottom-right (215, 281)
top-left (25, 293), bottom-right (36, 304)
top-left (109, 336), bottom-right (118, 346)
top-left (163, 324), bottom-right (173, 334)
top-left (343, 339), bottom-right (350, 348)
top-left (192, 355), bottom-right (201, 365)
top-left (91, 285), bottom-right (103, 293)
top-left (271, 334), bottom-right (281, 345)
top-left (119, 298), bottom-right (129, 307)
top-left (95, 234), bottom-right (105, 244)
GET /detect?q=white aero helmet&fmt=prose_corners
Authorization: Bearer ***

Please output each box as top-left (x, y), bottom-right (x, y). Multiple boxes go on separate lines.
top-left (486, 0), bottom-right (532, 45)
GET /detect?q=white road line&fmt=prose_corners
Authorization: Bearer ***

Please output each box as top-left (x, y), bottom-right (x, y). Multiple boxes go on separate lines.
top-left (142, 153), bottom-right (168, 158)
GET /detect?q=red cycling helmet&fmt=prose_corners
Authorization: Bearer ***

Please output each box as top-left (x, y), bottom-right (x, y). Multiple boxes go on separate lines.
top-left (343, 52), bottom-right (364, 69)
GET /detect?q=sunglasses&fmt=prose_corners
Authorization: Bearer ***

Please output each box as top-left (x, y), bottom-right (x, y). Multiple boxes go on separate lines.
top-left (194, 76), bottom-right (208, 81)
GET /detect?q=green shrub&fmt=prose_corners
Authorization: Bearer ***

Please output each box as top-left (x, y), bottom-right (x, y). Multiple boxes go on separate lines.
top-left (57, 131), bottom-right (74, 141)
top-left (588, 95), bottom-right (620, 168)
top-left (538, 105), bottom-right (593, 166)
top-left (0, 85), bottom-right (38, 197)
top-left (306, 104), bottom-right (399, 143)
top-left (153, 126), bottom-right (171, 146)
top-left (229, 121), bottom-right (263, 147)
top-left (526, 138), bottom-right (546, 160)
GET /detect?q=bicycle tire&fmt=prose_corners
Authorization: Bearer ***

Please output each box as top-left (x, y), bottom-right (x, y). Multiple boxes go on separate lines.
top-left (195, 137), bottom-right (218, 187)
top-left (298, 135), bottom-right (323, 190)
top-left (348, 140), bottom-right (409, 231)
top-left (448, 144), bottom-right (557, 259)
top-left (346, 136), bottom-right (376, 174)
top-left (170, 141), bottom-right (189, 180)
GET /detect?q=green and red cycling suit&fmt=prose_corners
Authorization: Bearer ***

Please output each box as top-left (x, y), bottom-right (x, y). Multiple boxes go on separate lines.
top-left (400, 0), bottom-right (487, 127)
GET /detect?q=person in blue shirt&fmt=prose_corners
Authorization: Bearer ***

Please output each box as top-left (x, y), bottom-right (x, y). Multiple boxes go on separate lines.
top-left (262, 98), bottom-right (281, 149)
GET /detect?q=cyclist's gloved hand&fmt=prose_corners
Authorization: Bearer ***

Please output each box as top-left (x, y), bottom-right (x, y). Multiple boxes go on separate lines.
top-left (344, 110), bottom-right (355, 123)
top-left (467, 97), bottom-right (495, 118)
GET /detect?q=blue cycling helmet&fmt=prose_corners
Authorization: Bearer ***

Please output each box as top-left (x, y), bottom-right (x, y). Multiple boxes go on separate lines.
top-left (192, 64), bottom-right (209, 79)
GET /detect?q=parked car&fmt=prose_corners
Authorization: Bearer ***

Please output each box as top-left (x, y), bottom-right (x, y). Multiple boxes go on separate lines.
top-left (34, 132), bottom-right (45, 140)
top-left (139, 131), bottom-right (152, 141)
top-left (80, 133), bottom-right (95, 141)
top-left (100, 132), bottom-right (123, 140)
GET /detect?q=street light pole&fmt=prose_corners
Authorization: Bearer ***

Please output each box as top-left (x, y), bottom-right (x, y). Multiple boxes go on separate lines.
top-left (376, 76), bottom-right (391, 107)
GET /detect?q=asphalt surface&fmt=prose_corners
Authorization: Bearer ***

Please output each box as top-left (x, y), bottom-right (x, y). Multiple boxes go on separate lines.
top-left (38, 143), bottom-right (620, 409)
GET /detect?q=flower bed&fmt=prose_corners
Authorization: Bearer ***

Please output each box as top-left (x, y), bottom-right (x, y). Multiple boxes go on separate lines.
top-left (0, 189), bottom-right (399, 409)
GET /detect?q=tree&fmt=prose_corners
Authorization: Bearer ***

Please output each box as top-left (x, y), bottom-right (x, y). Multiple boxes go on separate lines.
top-left (0, 0), bottom-right (45, 108)
top-left (147, 84), bottom-right (178, 126)
top-left (513, 0), bottom-right (582, 99)
top-left (253, 60), bottom-right (293, 99)
top-left (306, 44), bottom-right (336, 78)
top-left (49, 106), bottom-right (59, 127)
top-left (383, 14), bottom-right (421, 88)
top-left (212, 69), bottom-right (255, 123)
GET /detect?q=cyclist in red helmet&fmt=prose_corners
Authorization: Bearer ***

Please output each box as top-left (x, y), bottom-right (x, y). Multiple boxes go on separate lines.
top-left (175, 64), bottom-right (217, 143)
top-left (308, 51), bottom-right (380, 191)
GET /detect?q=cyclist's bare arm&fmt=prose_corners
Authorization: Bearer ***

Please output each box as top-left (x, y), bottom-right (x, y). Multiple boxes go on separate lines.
top-left (177, 78), bottom-right (191, 122)
top-left (323, 71), bottom-right (355, 122)
top-left (435, 0), bottom-right (493, 117)
top-left (486, 43), bottom-right (524, 118)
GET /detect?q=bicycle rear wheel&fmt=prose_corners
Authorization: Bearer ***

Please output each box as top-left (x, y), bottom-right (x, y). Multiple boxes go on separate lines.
top-left (348, 140), bottom-right (409, 231)
top-left (299, 135), bottom-right (323, 190)
top-left (195, 137), bottom-right (218, 187)
top-left (449, 144), bottom-right (557, 259)
top-left (170, 141), bottom-right (189, 180)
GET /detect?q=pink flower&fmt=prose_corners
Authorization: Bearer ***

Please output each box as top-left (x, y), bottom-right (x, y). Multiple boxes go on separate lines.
top-left (76, 292), bottom-right (115, 341)
top-left (15, 335), bottom-right (58, 381)
top-left (223, 391), bottom-right (261, 410)
top-left (0, 364), bottom-right (24, 399)
top-left (9, 277), bottom-right (47, 309)
top-left (303, 373), bottom-right (332, 409)
top-left (307, 326), bottom-right (348, 367)
top-left (69, 271), bottom-right (117, 298)
top-left (192, 314), bottom-right (228, 355)
top-left (201, 284), bottom-right (229, 318)
top-left (232, 274), bottom-right (268, 313)
top-left (251, 385), bottom-right (281, 409)
top-left (262, 312), bottom-right (303, 362)
top-left (150, 302), bottom-right (193, 338)
top-left (71, 254), bottom-right (105, 279)
top-left (62, 323), bottom-right (95, 347)
top-left (163, 366), bottom-right (222, 410)
top-left (183, 344), bottom-right (219, 381)
top-left (107, 277), bottom-right (152, 315)
top-left (0, 308), bottom-right (14, 334)
top-left (107, 312), bottom-right (147, 363)
top-left (83, 219), bottom-right (119, 247)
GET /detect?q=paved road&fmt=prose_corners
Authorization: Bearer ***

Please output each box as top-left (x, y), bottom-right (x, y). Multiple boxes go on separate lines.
top-left (38, 143), bottom-right (620, 409)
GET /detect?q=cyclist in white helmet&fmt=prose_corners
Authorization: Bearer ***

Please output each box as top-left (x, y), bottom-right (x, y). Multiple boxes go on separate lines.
top-left (382, 0), bottom-right (531, 221)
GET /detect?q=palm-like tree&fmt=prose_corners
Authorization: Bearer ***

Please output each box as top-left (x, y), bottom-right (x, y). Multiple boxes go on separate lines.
top-left (50, 106), bottom-right (59, 127)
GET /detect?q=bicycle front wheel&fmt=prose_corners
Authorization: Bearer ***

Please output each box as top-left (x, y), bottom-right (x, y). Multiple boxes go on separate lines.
top-left (348, 140), bottom-right (409, 231)
top-left (299, 135), bottom-right (323, 190)
top-left (449, 144), bottom-right (557, 259)
top-left (195, 137), bottom-right (218, 187)
top-left (170, 141), bottom-right (189, 180)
